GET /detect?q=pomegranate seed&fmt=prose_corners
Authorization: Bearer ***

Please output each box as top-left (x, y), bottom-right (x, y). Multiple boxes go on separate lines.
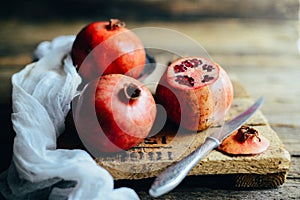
top-left (182, 60), bottom-right (193, 67)
top-left (191, 58), bottom-right (202, 67)
top-left (173, 64), bottom-right (187, 73)
top-left (202, 64), bottom-right (214, 72)
top-left (175, 75), bottom-right (195, 87)
top-left (201, 75), bottom-right (214, 83)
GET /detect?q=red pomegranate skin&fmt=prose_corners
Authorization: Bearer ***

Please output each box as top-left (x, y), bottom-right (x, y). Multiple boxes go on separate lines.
top-left (71, 19), bottom-right (146, 82)
top-left (74, 74), bottom-right (156, 153)
top-left (218, 126), bottom-right (270, 155)
top-left (155, 57), bottom-right (233, 131)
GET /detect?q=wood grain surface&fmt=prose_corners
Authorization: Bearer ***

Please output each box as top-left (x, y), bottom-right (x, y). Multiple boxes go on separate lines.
top-left (0, 18), bottom-right (299, 199)
top-left (94, 75), bottom-right (290, 188)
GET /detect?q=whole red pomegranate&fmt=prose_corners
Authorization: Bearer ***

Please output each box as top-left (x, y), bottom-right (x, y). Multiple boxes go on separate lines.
top-left (74, 74), bottom-right (156, 153)
top-left (155, 56), bottom-right (233, 131)
top-left (71, 19), bottom-right (146, 82)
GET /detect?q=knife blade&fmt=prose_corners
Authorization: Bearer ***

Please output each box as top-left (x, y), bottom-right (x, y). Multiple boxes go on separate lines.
top-left (149, 97), bottom-right (264, 197)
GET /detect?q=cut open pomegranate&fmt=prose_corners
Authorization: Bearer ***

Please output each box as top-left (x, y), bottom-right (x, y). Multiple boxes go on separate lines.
top-left (170, 57), bottom-right (219, 89)
top-left (218, 125), bottom-right (270, 155)
top-left (156, 56), bottom-right (233, 131)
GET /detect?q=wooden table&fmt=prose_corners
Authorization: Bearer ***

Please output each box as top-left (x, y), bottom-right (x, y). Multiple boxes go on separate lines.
top-left (0, 18), bottom-right (299, 199)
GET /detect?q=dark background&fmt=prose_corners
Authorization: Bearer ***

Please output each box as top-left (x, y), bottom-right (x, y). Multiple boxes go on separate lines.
top-left (0, 0), bottom-right (298, 22)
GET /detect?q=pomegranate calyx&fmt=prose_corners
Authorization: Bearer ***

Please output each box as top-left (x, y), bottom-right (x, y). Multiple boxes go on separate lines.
top-left (236, 125), bottom-right (261, 143)
top-left (123, 83), bottom-right (141, 100)
top-left (108, 19), bottom-right (125, 30)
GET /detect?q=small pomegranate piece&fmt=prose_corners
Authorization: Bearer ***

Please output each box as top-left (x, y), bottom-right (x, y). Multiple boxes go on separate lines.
top-left (155, 56), bottom-right (234, 131)
top-left (74, 74), bottom-right (156, 153)
top-left (218, 125), bottom-right (270, 155)
top-left (71, 19), bottom-right (146, 82)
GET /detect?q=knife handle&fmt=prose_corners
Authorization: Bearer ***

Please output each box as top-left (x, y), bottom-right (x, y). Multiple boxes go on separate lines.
top-left (149, 137), bottom-right (220, 197)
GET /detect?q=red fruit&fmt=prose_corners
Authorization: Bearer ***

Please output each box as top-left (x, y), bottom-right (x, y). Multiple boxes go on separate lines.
top-left (74, 74), bottom-right (156, 153)
top-left (218, 125), bottom-right (270, 155)
top-left (71, 19), bottom-right (146, 82)
top-left (155, 56), bottom-right (233, 131)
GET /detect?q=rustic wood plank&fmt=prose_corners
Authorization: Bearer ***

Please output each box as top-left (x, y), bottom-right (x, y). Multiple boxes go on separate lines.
top-left (235, 172), bottom-right (287, 188)
top-left (135, 178), bottom-right (300, 199)
top-left (1, 19), bottom-right (298, 87)
top-left (131, 20), bottom-right (299, 56)
top-left (94, 92), bottom-right (290, 188)
top-left (0, 19), bottom-right (297, 57)
top-left (96, 123), bottom-right (290, 181)
top-left (288, 157), bottom-right (300, 179)
top-left (216, 55), bottom-right (300, 127)
top-left (116, 160), bottom-right (300, 199)
top-left (117, 172), bottom-right (289, 190)
top-left (158, 0), bottom-right (299, 20)
top-left (272, 126), bottom-right (300, 156)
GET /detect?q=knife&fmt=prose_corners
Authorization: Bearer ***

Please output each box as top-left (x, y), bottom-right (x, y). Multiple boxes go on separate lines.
top-left (149, 97), bottom-right (264, 197)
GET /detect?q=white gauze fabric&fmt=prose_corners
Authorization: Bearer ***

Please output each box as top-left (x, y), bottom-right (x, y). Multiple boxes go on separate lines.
top-left (0, 35), bottom-right (139, 200)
